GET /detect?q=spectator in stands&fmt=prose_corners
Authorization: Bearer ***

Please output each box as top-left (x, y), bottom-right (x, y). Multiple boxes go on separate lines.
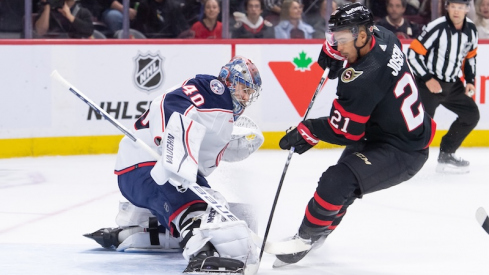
top-left (274, 0), bottom-right (314, 38)
top-left (376, 0), bottom-right (422, 39)
top-left (232, 0), bottom-right (275, 38)
top-left (99, 0), bottom-right (137, 36)
top-left (34, 0), bottom-right (94, 38)
top-left (312, 0), bottom-right (339, 39)
top-left (131, 0), bottom-right (193, 38)
top-left (370, 0), bottom-right (421, 18)
top-left (264, 0), bottom-right (283, 25)
top-left (419, 0), bottom-right (446, 23)
top-left (474, 0), bottom-right (489, 38)
top-left (191, 0), bottom-right (223, 38)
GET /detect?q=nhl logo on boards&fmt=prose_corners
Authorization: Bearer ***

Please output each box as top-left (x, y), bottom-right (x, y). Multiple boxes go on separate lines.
top-left (134, 52), bottom-right (164, 93)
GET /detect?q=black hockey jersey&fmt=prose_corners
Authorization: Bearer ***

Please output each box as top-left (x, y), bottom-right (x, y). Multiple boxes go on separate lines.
top-left (309, 25), bottom-right (436, 151)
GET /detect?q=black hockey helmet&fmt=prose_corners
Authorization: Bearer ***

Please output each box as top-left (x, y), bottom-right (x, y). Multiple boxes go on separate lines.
top-left (328, 3), bottom-right (374, 33)
top-left (326, 3), bottom-right (374, 49)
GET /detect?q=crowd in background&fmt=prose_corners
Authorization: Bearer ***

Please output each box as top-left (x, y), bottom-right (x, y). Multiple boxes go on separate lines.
top-left (0, 0), bottom-right (487, 39)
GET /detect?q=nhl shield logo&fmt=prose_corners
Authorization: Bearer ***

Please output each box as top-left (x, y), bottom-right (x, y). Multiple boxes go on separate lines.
top-left (134, 52), bottom-right (164, 93)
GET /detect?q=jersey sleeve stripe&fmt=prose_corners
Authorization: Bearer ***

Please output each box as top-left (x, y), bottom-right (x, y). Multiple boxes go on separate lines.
top-left (409, 39), bottom-right (427, 56)
top-left (327, 118), bottom-right (365, 141)
top-left (160, 94), bottom-right (167, 132)
top-left (466, 48), bottom-right (477, 59)
top-left (333, 99), bottom-right (370, 123)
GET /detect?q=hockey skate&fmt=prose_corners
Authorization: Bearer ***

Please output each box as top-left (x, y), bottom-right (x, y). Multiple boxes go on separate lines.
top-left (183, 243), bottom-right (245, 274)
top-left (436, 152), bottom-right (470, 174)
top-left (84, 227), bottom-right (123, 249)
top-left (273, 226), bottom-right (332, 268)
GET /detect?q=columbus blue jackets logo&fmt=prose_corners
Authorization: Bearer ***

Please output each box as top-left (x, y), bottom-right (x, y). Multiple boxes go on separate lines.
top-left (210, 79), bottom-right (225, 95)
top-left (134, 52), bottom-right (164, 93)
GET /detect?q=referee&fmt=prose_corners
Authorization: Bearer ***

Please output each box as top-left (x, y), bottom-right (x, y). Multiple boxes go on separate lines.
top-left (407, 0), bottom-right (479, 173)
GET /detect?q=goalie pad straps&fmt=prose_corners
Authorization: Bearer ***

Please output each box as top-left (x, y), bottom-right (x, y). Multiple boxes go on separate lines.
top-left (151, 113), bottom-right (206, 187)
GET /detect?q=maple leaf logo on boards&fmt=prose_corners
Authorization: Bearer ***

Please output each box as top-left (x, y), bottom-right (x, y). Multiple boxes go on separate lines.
top-left (269, 51), bottom-right (327, 116)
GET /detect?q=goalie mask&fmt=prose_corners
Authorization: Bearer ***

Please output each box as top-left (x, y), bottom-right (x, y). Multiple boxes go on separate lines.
top-left (218, 56), bottom-right (262, 120)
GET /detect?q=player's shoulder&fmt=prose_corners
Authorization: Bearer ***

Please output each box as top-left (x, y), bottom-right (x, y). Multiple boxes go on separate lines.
top-left (182, 74), bottom-right (233, 109)
top-left (186, 74), bottom-right (228, 96)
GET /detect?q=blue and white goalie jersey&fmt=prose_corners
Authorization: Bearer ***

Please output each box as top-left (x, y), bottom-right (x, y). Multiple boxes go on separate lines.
top-left (115, 74), bottom-right (235, 177)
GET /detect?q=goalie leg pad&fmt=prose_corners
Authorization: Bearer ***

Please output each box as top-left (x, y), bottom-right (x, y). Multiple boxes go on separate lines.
top-left (116, 230), bottom-right (182, 252)
top-left (115, 201), bottom-right (155, 228)
top-left (182, 204), bottom-right (259, 266)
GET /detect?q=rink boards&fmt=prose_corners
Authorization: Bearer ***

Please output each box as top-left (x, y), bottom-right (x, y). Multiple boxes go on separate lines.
top-left (1, 39), bottom-right (488, 157)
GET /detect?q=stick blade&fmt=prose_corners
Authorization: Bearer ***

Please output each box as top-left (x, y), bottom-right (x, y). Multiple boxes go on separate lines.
top-left (476, 207), bottom-right (489, 234)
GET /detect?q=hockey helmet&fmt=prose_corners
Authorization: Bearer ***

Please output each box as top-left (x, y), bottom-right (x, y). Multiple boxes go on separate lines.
top-left (218, 56), bottom-right (262, 119)
top-left (326, 3), bottom-right (374, 46)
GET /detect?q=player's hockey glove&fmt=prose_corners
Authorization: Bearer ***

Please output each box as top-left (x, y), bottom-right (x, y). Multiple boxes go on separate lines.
top-left (279, 121), bottom-right (319, 154)
top-left (318, 41), bottom-right (345, 80)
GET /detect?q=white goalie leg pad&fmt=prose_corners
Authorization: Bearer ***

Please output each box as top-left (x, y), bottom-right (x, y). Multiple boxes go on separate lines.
top-left (115, 201), bottom-right (155, 228)
top-left (151, 112), bottom-right (206, 187)
top-left (117, 230), bottom-right (182, 252)
top-left (182, 204), bottom-right (259, 268)
top-left (223, 115), bottom-right (264, 162)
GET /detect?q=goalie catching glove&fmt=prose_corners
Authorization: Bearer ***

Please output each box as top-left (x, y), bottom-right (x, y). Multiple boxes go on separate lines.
top-left (279, 120), bottom-right (319, 154)
top-left (223, 115), bottom-right (264, 162)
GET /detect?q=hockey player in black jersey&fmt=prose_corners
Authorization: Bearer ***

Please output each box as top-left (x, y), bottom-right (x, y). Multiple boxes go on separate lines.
top-left (274, 3), bottom-right (436, 267)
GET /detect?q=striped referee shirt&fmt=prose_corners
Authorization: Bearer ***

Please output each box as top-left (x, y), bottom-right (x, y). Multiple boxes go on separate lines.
top-left (407, 14), bottom-right (478, 84)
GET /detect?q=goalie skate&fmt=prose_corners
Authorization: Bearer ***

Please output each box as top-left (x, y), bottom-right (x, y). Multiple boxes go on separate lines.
top-left (183, 254), bottom-right (245, 274)
top-left (84, 227), bottom-right (122, 249)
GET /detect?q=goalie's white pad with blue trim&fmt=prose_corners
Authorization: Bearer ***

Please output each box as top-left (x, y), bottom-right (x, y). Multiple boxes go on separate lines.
top-left (151, 112), bottom-right (206, 188)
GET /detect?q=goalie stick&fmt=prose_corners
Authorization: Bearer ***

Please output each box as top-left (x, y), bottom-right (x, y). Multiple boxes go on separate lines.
top-left (51, 70), bottom-right (240, 222)
top-left (50, 70), bottom-right (308, 257)
top-left (258, 67), bottom-right (331, 263)
top-left (476, 207), bottom-right (489, 235)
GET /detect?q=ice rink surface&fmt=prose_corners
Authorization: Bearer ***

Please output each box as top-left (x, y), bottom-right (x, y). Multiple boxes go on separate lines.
top-left (0, 147), bottom-right (488, 275)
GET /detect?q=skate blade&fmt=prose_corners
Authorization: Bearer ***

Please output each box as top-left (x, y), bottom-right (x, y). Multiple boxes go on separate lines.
top-left (272, 258), bottom-right (291, 268)
top-left (436, 163), bottom-right (469, 174)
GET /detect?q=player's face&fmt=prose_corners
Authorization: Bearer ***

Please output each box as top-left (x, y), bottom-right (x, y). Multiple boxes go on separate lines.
top-left (335, 30), bottom-right (359, 63)
top-left (446, 2), bottom-right (469, 26)
top-left (234, 82), bottom-right (255, 107)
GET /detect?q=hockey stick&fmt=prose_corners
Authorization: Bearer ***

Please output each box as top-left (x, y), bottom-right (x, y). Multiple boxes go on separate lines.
top-left (476, 207), bottom-right (489, 235)
top-left (51, 71), bottom-right (312, 257)
top-left (50, 70), bottom-right (240, 222)
top-left (258, 67), bottom-right (330, 262)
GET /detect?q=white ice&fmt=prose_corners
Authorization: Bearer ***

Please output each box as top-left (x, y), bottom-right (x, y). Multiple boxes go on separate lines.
top-left (0, 147), bottom-right (488, 275)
